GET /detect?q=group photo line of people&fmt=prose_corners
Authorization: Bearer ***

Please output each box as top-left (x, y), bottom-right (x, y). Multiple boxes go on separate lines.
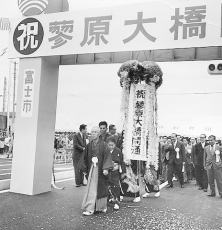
top-left (71, 121), bottom-right (222, 216)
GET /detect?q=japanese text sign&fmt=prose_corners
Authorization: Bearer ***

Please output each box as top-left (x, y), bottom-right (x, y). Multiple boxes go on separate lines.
top-left (9, 0), bottom-right (222, 58)
top-left (130, 84), bottom-right (147, 161)
top-left (21, 69), bottom-right (35, 117)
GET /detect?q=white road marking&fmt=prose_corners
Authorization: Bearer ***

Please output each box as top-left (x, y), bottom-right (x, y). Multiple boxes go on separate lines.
top-left (54, 167), bottom-right (73, 171)
top-left (0, 164), bottom-right (12, 167)
top-left (54, 163), bottom-right (72, 167)
top-left (56, 177), bottom-right (74, 183)
top-left (0, 189), bottom-right (10, 194)
top-left (0, 178), bottom-right (75, 194)
top-left (0, 173), bottom-right (11, 176)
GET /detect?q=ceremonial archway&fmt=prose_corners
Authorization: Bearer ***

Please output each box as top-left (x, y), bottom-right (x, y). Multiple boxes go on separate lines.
top-left (8, 0), bottom-right (222, 195)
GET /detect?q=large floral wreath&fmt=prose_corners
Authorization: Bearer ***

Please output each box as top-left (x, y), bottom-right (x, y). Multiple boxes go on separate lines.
top-left (118, 60), bottom-right (163, 88)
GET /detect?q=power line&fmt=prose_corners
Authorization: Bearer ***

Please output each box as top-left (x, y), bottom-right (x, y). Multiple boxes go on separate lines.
top-left (158, 92), bottom-right (222, 95)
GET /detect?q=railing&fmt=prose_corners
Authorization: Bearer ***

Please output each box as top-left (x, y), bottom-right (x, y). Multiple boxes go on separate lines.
top-left (54, 148), bottom-right (73, 164)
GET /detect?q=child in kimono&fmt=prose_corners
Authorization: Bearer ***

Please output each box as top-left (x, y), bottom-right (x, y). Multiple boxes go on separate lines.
top-left (107, 137), bottom-right (126, 210)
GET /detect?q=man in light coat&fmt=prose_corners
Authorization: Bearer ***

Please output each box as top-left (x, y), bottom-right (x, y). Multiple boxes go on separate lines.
top-left (204, 135), bottom-right (222, 197)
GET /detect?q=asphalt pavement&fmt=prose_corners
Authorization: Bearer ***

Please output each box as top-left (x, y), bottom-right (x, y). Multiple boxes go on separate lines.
top-left (0, 157), bottom-right (74, 191)
top-left (0, 180), bottom-right (222, 230)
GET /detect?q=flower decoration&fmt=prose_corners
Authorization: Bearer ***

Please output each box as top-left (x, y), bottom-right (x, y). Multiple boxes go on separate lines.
top-left (119, 60), bottom-right (163, 170)
top-left (118, 60), bottom-right (163, 88)
top-left (118, 60), bottom-right (143, 86)
top-left (142, 61), bottom-right (163, 88)
top-left (215, 150), bottom-right (220, 155)
top-left (92, 157), bottom-right (98, 167)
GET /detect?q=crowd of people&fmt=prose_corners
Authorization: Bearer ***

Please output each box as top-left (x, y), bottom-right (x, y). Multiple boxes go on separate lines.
top-left (159, 133), bottom-right (222, 197)
top-left (2, 122), bottom-right (222, 215)
top-left (71, 122), bottom-right (222, 216)
top-left (0, 131), bottom-right (13, 158)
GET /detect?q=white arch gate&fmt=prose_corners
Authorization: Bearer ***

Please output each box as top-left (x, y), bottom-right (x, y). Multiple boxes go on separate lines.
top-left (8, 0), bottom-right (222, 195)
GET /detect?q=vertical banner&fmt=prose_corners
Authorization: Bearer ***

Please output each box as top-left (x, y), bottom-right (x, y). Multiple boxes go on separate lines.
top-left (119, 60), bottom-right (162, 168)
top-left (21, 69), bottom-right (35, 117)
top-left (130, 83), bottom-right (147, 161)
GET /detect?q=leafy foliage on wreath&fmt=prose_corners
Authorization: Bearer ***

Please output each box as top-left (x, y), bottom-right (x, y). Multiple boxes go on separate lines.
top-left (118, 60), bottom-right (163, 88)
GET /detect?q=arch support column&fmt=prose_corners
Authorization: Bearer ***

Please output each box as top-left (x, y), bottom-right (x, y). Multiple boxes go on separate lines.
top-left (10, 57), bottom-right (59, 195)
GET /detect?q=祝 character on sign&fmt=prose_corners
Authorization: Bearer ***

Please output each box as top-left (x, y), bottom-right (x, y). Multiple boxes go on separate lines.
top-left (17, 22), bottom-right (39, 51)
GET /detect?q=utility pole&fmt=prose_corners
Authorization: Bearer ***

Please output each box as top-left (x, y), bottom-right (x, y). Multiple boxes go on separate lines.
top-left (2, 77), bottom-right (6, 113)
top-left (6, 61), bottom-right (12, 135)
top-left (12, 61), bottom-right (17, 131)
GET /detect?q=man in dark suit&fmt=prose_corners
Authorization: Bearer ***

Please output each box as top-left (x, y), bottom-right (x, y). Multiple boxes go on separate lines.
top-left (109, 124), bottom-right (119, 142)
top-left (166, 133), bottom-right (186, 188)
top-left (193, 134), bottom-right (208, 191)
top-left (204, 135), bottom-right (222, 197)
top-left (99, 121), bottom-right (111, 142)
top-left (73, 124), bottom-right (87, 187)
top-left (159, 137), bottom-right (171, 182)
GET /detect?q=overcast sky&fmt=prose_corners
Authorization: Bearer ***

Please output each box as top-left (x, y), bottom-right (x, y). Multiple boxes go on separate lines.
top-left (0, 0), bottom-right (222, 137)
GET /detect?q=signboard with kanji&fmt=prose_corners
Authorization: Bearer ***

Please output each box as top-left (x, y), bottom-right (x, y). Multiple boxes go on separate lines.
top-left (21, 69), bottom-right (35, 117)
top-left (130, 84), bottom-right (147, 161)
top-left (9, 0), bottom-right (222, 58)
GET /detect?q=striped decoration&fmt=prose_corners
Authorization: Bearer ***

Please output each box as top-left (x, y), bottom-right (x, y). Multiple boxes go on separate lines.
top-left (0, 18), bottom-right (10, 31)
top-left (18, 0), bottom-right (48, 16)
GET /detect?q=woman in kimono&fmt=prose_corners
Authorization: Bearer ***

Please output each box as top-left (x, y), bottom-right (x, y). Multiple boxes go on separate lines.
top-left (81, 126), bottom-right (113, 216)
top-left (107, 137), bottom-right (126, 210)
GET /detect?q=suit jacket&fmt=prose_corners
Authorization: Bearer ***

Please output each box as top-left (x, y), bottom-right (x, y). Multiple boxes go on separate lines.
top-left (204, 145), bottom-right (222, 170)
top-left (99, 132), bottom-right (111, 142)
top-left (72, 132), bottom-right (86, 160)
top-left (166, 141), bottom-right (185, 165)
top-left (193, 142), bottom-right (207, 166)
top-left (160, 143), bottom-right (169, 163)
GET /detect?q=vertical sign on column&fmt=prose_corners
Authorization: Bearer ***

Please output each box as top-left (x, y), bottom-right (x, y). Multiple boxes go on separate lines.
top-left (21, 69), bottom-right (35, 117)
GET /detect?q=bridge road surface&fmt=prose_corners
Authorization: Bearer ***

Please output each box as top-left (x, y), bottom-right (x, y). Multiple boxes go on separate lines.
top-left (0, 158), bottom-right (74, 191)
top-left (0, 180), bottom-right (222, 230)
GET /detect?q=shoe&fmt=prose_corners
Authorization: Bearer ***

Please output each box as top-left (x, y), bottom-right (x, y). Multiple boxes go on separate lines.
top-left (208, 194), bottom-right (216, 197)
top-left (83, 211), bottom-right (94, 216)
top-left (203, 189), bottom-right (207, 192)
top-left (101, 208), bottom-right (107, 213)
top-left (76, 184), bottom-right (81, 187)
top-left (166, 184), bottom-right (173, 188)
top-left (154, 192), bottom-right (160, 197)
top-left (114, 204), bottom-right (120, 210)
top-left (198, 187), bottom-right (203, 190)
top-left (81, 183), bottom-right (87, 186)
top-left (120, 196), bottom-right (123, 202)
top-left (142, 193), bottom-right (150, 198)
top-left (109, 198), bottom-right (114, 203)
top-left (133, 197), bottom-right (141, 203)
